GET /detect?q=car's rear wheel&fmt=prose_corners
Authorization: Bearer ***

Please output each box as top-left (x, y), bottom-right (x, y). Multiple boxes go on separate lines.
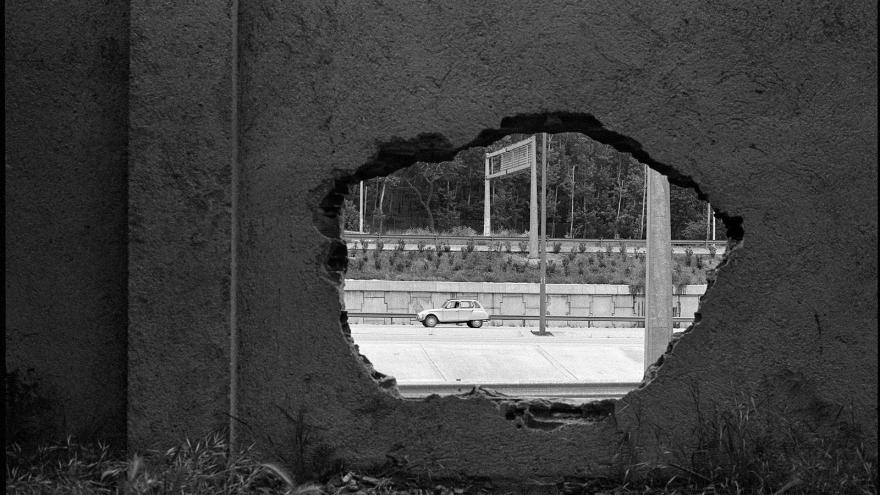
top-left (423, 315), bottom-right (438, 327)
top-left (467, 320), bottom-right (483, 328)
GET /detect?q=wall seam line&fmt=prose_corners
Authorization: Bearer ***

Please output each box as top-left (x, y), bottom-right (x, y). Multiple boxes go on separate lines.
top-left (229, 0), bottom-right (241, 452)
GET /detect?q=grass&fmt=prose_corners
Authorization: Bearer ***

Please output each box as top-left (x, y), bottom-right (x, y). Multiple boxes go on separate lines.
top-left (5, 433), bottom-right (321, 495)
top-left (7, 422), bottom-right (875, 494)
top-left (346, 249), bottom-right (717, 287)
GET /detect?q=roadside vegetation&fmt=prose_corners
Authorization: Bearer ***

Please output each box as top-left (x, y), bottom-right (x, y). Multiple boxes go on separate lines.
top-left (346, 239), bottom-right (719, 289)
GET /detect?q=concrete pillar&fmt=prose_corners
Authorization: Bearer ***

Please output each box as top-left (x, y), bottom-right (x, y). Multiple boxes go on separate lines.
top-left (644, 167), bottom-right (673, 370)
top-left (529, 145), bottom-right (539, 258)
top-left (128, 1), bottom-right (239, 450)
top-left (483, 156), bottom-right (491, 236)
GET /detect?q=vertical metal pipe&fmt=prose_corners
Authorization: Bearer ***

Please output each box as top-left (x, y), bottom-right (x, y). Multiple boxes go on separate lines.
top-left (539, 133), bottom-right (548, 335)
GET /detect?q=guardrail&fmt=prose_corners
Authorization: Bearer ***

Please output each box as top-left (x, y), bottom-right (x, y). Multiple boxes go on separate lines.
top-left (346, 312), bottom-right (695, 323)
top-left (343, 232), bottom-right (725, 248)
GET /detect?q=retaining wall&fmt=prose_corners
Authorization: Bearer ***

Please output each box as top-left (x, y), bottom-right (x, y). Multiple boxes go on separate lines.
top-left (345, 280), bottom-right (705, 327)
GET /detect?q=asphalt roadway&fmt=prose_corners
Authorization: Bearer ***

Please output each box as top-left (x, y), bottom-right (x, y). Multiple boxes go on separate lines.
top-left (350, 324), bottom-right (647, 399)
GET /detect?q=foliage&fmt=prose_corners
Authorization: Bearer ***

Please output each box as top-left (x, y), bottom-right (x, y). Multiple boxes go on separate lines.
top-left (346, 250), bottom-right (718, 286)
top-left (350, 133), bottom-right (712, 239)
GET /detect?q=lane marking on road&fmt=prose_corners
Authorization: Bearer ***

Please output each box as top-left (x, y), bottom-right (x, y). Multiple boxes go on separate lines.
top-left (418, 343), bottom-right (448, 382)
top-left (534, 345), bottom-right (580, 380)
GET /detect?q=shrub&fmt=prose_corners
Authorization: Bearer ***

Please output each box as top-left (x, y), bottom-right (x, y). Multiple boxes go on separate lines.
top-left (375, 239), bottom-right (384, 251)
top-left (604, 243), bottom-right (613, 256)
top-left (465, 239), bottom-right (476, 253)
top-left (684, 247), bottom-right (694, 266)
top-left (416, 240), bottom-right (426, 252)
top-left (504, 241), bottom-right (512, 253)
top-left (518, 240), bottom-right (529, 253)
top-left (578, 242), bottom-right (587, 253)
top-left (449, 226), bottom-right (477, 237)
top-left (708, 243), bottom-right (718, 258)
top-left (552, 241), bottom-right (562, 254)
top-left (546, 261), bottom-right (557, 274)
top-left (373, 257), bottom-right (382, 270)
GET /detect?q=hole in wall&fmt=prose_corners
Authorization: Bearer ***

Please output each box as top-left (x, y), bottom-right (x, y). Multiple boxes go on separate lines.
top-left (315, 112), bottom-right (743, 427)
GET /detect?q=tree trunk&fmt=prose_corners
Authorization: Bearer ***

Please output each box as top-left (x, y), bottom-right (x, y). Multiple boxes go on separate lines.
top-left (569, 165), bottom-right (576, 238)
top-left (551, 184), bottom-right (559, 237)
top-left (614, 157), bottom-right (623, 238)
top-left (403, 178), bottom-right (436, 232)
top-left (377, 179), bottom-right (387, 234)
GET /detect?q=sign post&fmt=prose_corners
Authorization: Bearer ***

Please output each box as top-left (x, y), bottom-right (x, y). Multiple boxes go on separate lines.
top-left (484, 136), bottom-right (538, 258)
top-left (359, 181), bottom-right (365, 233)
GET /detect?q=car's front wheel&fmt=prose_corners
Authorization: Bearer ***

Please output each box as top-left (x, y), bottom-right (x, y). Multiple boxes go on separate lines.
top-left (423, 315), bottom-right (438, 327)
top-left (467, 320), bottom-right (483, 328)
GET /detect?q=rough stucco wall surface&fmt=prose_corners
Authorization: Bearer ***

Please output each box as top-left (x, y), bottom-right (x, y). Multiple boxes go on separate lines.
top-left (4, 1), bottom-right (129, 444)
top-left (230, 0), bottom-right (877, 480)
top-left (127, 1), bottom-right (237, 450)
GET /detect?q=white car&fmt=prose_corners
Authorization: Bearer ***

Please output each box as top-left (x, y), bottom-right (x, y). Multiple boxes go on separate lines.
top-left (416, 299), bottom-right (490, 328)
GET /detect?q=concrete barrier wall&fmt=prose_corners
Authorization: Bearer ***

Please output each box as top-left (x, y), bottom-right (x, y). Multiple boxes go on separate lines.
top-left (344, 280), bottom-right (706, 327)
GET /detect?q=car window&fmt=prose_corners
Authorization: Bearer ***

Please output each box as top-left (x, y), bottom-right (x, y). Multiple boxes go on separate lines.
top-left (460, 301), bottom-right (473, 309)
top-left (444, 301), bottom-right (458, 309)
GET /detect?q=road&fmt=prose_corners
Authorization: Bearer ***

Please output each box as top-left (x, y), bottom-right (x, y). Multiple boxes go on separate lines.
top-left (350, 324), bottom-right (647, 399)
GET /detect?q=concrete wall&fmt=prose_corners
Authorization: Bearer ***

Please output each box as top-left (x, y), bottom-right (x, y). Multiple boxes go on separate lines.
top-left (229, 0), bottom-right (877, 480)
top-left (5, 0), bottom-right (877, 485)
top-left (344, 280), bottom-right (705, 328)
top-left (5, 1), bottom-right (129, 446)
